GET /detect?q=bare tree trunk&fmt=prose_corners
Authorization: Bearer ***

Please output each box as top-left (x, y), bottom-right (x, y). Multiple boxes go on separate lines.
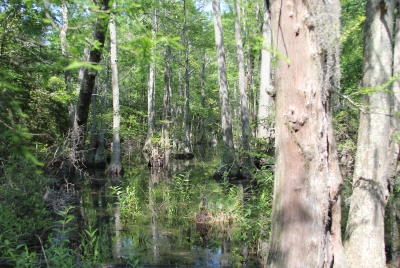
top-left (198, 0), bottom-right (207, 145)
top-left (344, 1), bottom-right (395, 267)
top-left (87, 86), bottom-right (98, 166)
top-left (76, 0), bottom-right (109, 152)
top-left (257, 0), bottom-right (274, 141)
top-left (212, 0), bottom-right (239, 179)
top-left (390, 195), bottom-right (400, 266)
top-left (168, 65), bottom-right (177, 153)
top-left (234, 0), bottom-right (252, 174)
top-left (60, 1), bottom-right (70, 94)
top-left (60, 0), bottom-right (79, 167)
top-left (245, 2), bottom-right (259, 138)
top-left (183, 0), bottom-right (192, 154)
top-left (143, 7), bottom-right (158, 165)
top-left (94, 57), bottom-right (109, 168)
top-left (267, 0), bottom-right (345, 266)
top-left (199, 51), bottom-right (206, 144)
top-left (161, 45), bottom-right (171, 166)
top-left (389, 2), bottom-right (400, 264)
top-left (107, 0), bottom-right (123, 174)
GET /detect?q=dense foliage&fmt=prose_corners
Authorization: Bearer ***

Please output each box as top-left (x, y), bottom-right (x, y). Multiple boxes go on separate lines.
top-left (0, 0), bottom-right (397, 266)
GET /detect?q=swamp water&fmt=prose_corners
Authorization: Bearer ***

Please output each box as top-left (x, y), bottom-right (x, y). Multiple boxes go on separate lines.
top-left (73, 149), bottom-right (269, 267)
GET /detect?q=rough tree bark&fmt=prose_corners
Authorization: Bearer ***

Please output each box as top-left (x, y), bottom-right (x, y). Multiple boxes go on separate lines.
top-left (76, 0), bottom-right (109, 151)
top-left (212, 0), bottom-right (239, 179)
top-left (267, 0), bottom-right (345, 267)
top-left (344, 1), bottom-right (395, 267)
top-left (234, 0), bottom-right (252, 174)
top-left (107, 0), bottom-right (123, 174)
top-left (257, 0), bottom-right (274, 141)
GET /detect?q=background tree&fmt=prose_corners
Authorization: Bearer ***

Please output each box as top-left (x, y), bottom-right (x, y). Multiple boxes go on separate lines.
top-left (107, 0), bottom-right (123, 174)
top-left (388, 0), bottom-right (400, 264)
top-left (257, 0), bottom-right (273, 141)
top-left (266, 0), bottom-right (345, 266)
top-left (142, 4), bottom-right (158, 166)
top-left (234, 0), bottom-right (252, 174)
top-left (75, 0), bottom-right (110, 153)
top-left (344, 0), bottom-right (396, 266)
top-left (212, 0), bottom-right (239, 179)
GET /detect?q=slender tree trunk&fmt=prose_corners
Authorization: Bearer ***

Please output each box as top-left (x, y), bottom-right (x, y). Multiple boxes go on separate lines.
top-left (76, 0), bottom-right (109, 151)
top-left (198, 0), bottom-right (207, 145)
top-left (267, 0), bottom-right (345, 266)
top-left (169, 64), bottom-right (177, 153)
top-left (107, 0), bottom-right (123, 174)
top-left (200, 51), bottom-right (206, 144)
top-left (212, 0), bottom-right (239, 179)
top-left (344, 1), bottom-right (395, 267)
top-left (389, 2), bottom-right (400, 264)
top-left (60, 0), bottom-right (79, 166)
top-left (257, 0), bottom-right (274, 141)
top-left (161, 45), bottom-right (171, 165)
top-left (234, 0), bottom-right (252, 174)
top-left (94, 57), bottom-right (109, 168)
top-left (143, 7), bottom-right (158, 165)
top-left (390, 195), bottom-right (400, 266)
top-left (87, 86), bottom-right (98, 166)
top-left (245, 2), bottom-right (259, 138)
top-left (183, 0), bottom-right (192, 154)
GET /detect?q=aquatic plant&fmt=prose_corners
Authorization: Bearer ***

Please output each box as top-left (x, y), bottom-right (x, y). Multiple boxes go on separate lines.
top-left (110, 185), bottom-right (141, 221)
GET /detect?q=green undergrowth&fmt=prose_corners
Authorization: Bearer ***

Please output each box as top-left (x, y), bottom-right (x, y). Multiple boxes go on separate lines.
top-left (0, 155), bottom-right (132, 267)
top-left (110, 159), bottom-right (275, 265)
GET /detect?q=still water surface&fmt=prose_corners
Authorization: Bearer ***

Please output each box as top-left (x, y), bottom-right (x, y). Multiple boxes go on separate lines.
top-left (78, 149), bottom-right (260, 266)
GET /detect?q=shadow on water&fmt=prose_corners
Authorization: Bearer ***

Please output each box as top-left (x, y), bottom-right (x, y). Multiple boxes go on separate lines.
top-left (75, 145), bottom-right (259, 267)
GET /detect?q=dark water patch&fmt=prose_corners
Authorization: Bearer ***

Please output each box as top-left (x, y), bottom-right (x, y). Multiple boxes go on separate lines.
top-left (73, 149), bottom-right (264, 267)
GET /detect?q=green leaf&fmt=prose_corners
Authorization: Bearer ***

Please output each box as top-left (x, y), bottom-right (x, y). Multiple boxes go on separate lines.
top-left (64, 61), bottom-right (102, 71)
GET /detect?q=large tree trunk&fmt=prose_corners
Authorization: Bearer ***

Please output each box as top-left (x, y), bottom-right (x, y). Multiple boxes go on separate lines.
top-left (212, 0), bottom-right (239, 179)
top-left (107, 0), bottom-right (123, 175)
top-left (257, 0), bottom-right (274, 141)
top-left (344, 1), bottom-right (395, 267)
top-left (76, 0), bottom-right (109, 152)
top-left (267, 0), bottom-right (345, 267)
top-left (234, 0), bottom-right (252, 174)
